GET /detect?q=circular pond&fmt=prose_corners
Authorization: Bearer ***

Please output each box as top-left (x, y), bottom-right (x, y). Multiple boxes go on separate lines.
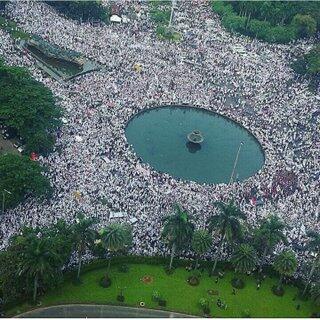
top-left (125, 106), bottom-right (264, 184)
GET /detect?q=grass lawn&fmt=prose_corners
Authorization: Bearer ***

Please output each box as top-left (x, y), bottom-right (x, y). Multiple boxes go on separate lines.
top-left (9, 263), bottom-right (319, 317)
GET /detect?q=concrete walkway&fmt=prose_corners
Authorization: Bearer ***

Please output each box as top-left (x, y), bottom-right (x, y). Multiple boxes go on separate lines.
top-left (16, 304), bottom-right (196, 318)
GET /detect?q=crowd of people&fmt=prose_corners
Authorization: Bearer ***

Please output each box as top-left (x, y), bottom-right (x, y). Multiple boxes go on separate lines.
top-left (0, 1), bottom-right (319, 277)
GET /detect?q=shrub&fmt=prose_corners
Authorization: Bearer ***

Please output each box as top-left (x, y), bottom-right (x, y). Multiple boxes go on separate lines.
top-left (118, 264), bottom-right (129, 273)
top-left (158, 299), bottom-right (167, 307)
top-left (117, 294), bottom-right (125, 302)
top-left (272, 285), bottom-right (285, 296)
top-left (292, 14), bottom-right (317, 38)
top-left (231, 278), bottom-right (245, 289)
top-left (99, 273), bottom-right (111, 288)
top-left (241, 309), bottom-right (251, 318)
top-left (152, 290), bottom-right (161, 302)
top-left (199, 298), bottom-right (210, 315)
top-left (164, 265), bottom-right (175, 275)
top-left (187, 275), bottom-right (200, 286)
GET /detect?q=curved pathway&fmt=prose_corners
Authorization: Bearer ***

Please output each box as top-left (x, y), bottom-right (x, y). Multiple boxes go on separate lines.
top-left (16, 304), bottom-right (195, 318)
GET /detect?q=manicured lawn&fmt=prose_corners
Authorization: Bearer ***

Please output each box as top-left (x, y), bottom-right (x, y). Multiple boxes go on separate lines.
top-left (9, 263), bottom-right (319, 317)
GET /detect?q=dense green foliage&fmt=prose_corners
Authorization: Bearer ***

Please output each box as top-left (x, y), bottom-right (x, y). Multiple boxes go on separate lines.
top-left (0, 224), bottom-right (71, 305)
top-left (161, 205), bottom-right (195, 269)
top-left (0, 154), bottom-right (52, 209)
top-left (292, 46), bottom-right (320, 91)
top-left (231, 243), bottom-right (259, 274)
top-left (71, 213), bottom-right (97, 280)
top-left (310, 283), bottom-right (320, 306)
top-left (0, 62), bottom-right (62, 155)
top-left (273, 250), bottom-right (298, 291)
top-left (0, 202), bottom-right (319, 315)
top-left (253, 214), bottom-right (287, 261)
top-left (45, 1), bottom-right (109, 23)
top-left (207, 200), bottom-right (246, 274)
top-left (211, 1), bottom-right (320, 43)
top-left (100, 223), bottom-right (133, 272)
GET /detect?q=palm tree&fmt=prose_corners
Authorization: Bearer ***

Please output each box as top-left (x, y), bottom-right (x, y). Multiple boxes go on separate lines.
top-left (301, 230), bottom-right (320, 296)
top-left (161, 204), bottom-right (195, 270)
top-left (273, 250), bottom-right (297, 291)
top-left (191, 229), bottom-right (212, 269)
top-left (207, 200), bottom-right (246, 275)
top-left (253, 214), bottom-right (288, 268)
top-left (231, 243), bottom-right (259, 274)
top-left (310, 282), bottom-right (320, 306)
top-left (100, 223), bottom-right (132, 272)
top-left (44, 219), bottom-right (73, 267)
top-left (16, 231), bottom-right (61, 303)
top-left (71, 213), bottom-right (97, 280)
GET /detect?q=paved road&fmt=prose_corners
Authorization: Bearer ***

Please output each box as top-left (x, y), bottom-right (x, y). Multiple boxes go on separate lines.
top-left (16, 304), bottom-right (195, 318)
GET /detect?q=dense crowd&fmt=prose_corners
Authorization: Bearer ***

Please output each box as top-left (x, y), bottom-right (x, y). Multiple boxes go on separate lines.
top-left (0, 1), bottom-right (319, 277)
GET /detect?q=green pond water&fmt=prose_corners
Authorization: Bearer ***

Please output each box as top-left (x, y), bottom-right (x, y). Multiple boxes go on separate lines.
top-left (125, 106), bottom-right (264, 184)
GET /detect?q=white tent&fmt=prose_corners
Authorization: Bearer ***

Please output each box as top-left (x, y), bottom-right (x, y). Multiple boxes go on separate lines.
top-left (109, 211), bottom-right (127, 219)
top-left (110, 15), bottom-right (122, 23)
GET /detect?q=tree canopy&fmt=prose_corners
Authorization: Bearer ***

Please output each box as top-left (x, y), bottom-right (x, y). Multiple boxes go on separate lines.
top-left (212, 1), bottom-right (320, 43)
top-left (0, 62), bottom-right (62, 155)
top-left (0, 154), bottom-right (52, 209)
top-left (45, 1), bottom-right (109, 23)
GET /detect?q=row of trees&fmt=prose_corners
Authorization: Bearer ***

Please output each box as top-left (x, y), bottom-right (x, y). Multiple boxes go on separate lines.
top-left (0, 61), bottom-right (62, 155)
top-left (0, 201), bottom-right (319, 309)
top-left (211, 1), bottom-right (319, 43)
top-left (161, 201), bottom-right (320, 300)
top-left (45, 1), bottom-right (110, 23)
top-left (0, 213), bottom-right (132, 305)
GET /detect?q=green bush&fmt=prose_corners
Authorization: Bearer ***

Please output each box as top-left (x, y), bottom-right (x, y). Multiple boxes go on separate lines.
top-left (292, 14), bottom-right (317, 38)
top-left (187, 275), bottom-right (200, 286)
top-left (116, 294), bottom-right (125, 302)
top-left (199, 298), bottom-right (210, 315)
top-left (272, 285), bottom-right (285, 296)
top-left (158, 299), bottom-right (167, 307)
top-left (152, 290), bottom-right (161, 302)
top-left (118, 264), bottom-right (129, 273)
top-left (99, 273), bottom-right (111, 288)
top-left (231, 278), bottom-right (245, 289)
top-left (164, 265), bottom-right (175, 275)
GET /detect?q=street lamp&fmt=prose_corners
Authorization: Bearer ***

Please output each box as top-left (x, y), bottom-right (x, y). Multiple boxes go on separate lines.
top-left (2, 189), bottom-right (12, 213)
top-left (168, 0), bottom-right (177, 28)
top-left (229, 141), bottom-right (244, 184)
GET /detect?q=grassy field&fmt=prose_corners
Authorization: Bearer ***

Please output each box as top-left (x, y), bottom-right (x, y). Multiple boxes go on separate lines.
top-left (10, 263), bottom-right (319, 317)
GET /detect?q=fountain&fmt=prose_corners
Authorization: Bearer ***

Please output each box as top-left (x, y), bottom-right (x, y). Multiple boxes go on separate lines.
top-left (125, 105), bottom-right (264, 184)
top-left (187, 130), bottom-right (204, 144)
